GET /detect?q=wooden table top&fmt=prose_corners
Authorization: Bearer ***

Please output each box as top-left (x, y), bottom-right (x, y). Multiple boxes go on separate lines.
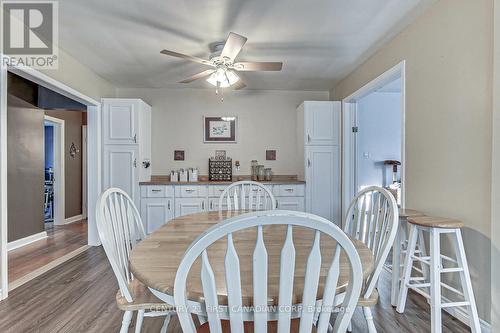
top-left (129, 211), bottom-right (374, 306)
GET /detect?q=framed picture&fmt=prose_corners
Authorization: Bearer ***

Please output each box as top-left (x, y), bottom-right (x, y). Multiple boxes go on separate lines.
top-left (174, 150), bottom-right (185, 161)
top-left (203, 116), bottom-right (237, 143)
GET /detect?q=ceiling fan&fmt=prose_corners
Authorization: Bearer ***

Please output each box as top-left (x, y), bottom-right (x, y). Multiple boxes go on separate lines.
top-left (160, 32), bottom-right (283, 97)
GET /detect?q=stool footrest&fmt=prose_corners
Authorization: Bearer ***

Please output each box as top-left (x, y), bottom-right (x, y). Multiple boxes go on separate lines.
top-left (411, 255), bottom-right (430, 265)
top-left (440, 267), bottom-right (463, 273)
top-left (441, 301), bottom-right (470, 309)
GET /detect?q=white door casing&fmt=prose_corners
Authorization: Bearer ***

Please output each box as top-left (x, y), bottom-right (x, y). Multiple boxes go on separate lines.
top-left (44, 116), bottom-right (65, 225)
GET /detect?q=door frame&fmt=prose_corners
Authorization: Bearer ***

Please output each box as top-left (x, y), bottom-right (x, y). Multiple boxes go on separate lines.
top-left (341, 61), bottom-right (406, 217)
top-left (82, 125), bottom-right (87, 220)
top-left (0, 59), bottom-right (102, 299)
top-left (44, 115), bottom-right (65, 225)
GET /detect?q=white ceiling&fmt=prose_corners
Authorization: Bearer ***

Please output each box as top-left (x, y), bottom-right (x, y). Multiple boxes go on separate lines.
top-left (58, 0), bottom-right (435, 90)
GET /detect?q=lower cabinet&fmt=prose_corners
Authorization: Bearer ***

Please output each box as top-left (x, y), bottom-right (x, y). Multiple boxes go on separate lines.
top-left (175, 198), bottom-right (207, 217)
top-left (276, 196), bottom-right (305, 211)
top-left (140, 198), bottom-right (174, 234)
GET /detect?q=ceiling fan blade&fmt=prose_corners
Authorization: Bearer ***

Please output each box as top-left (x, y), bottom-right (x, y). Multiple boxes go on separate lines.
top-left (179, 69), bottom-right (215, 83)
top-left (233, 79), bottom-right (246, 90)
top-left (232, 62), bottom-right (283, 71)
top-left (160, 49), bottom-right (213, 66)
top-left (221, 32), bottom-right (247, 61)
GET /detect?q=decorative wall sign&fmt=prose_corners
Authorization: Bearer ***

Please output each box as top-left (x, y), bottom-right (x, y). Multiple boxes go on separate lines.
top-left (204, 116), bottom-right (237, 143)
top-left (174, 150), bottom-right (185, 161)
top-left (266, 150), bottom-right (276, 160)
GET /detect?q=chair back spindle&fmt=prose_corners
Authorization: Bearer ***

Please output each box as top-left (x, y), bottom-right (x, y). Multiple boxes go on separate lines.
top-left (343, 186), bottom-right (399, 299)
top-left (219, 181), bottom-right (276, 212)
top-left (174, 210), bottom-right (363, 333)
top-left (96, 188), bottom-right (146, 303)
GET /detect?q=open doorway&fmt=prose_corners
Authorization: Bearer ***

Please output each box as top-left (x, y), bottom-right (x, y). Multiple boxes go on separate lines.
top-left (342, 61), bottom-right (405, 215)
top-left (5, 73), bottom-right (89, 291)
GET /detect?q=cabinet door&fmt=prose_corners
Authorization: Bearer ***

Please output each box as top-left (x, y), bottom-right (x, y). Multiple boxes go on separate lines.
top-left (140, 198), bottom-right (174, 234)
top-left (175, 198), bottom-right (207, 217)
top-left (103, 99), bottom-right (139, 145)
top-left (276, 197), bottom-right (305, 212)
top-left (103, 145), bottom-right (138, 203)
top-left (306, 145), bottom-right (341, 224)
top-left (304, 101), bottom-right (340, 146)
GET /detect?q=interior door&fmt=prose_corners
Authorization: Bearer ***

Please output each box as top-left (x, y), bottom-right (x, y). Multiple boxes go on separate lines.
top-left (306, 145), bottom-right (341, 224)
top-left (103, 145), bottom-right (138, 204)
top-left (103, 99), bottom-right (138, 145)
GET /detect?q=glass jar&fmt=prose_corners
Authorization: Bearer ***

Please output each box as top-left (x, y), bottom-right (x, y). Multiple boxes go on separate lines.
top-left (257, 165), bottom-right (265, 181)
top-left (264, 168), bottom-right (272, 181)
top-left (251, 160), bottom-right (258, 180)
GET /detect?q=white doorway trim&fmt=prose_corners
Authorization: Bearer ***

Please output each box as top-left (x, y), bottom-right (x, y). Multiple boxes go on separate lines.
top-left (0, 60), bottom-right (102, 300)
top-left (341, 60), bottom-right (406, 217)
top-left (82, 125), bottom-right (87, 220)
top-left (44, 116), bottom-right (65, 226)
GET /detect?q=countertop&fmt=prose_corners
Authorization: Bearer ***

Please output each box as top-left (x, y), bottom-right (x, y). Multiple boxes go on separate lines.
top-left (139, 175), bottom-right (305, 185)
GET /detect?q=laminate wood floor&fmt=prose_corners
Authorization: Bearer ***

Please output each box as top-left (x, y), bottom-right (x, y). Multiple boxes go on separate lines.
top-left (8, 220), bottom-right (88, 283)
top-left (0, 246), bottom-right (471, 333)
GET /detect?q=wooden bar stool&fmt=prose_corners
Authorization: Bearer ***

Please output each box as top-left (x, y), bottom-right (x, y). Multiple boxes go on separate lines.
top-left (396, 216), bottom-right (481, 333)
top-left (390, 209), bottom-right (426, 306)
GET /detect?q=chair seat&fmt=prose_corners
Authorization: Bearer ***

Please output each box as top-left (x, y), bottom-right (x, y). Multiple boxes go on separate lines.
top-left (197, 319), bottom-right (317, 333)
top-left (115, 278), bottom-right (174, 311)
top-left (358, 288), bottom-right (379, 306)
top-left (407, 216), bottom-right (464, 229)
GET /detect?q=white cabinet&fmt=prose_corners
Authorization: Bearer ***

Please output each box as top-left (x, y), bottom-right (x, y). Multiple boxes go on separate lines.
top-left (102, 98), bottom-right (152, 204)
top-left (103, 145), bottom-right (139, 205)
top-left (298, 101), bottom-right (340, 146)
top-left (298, 101), bottom-right (341, 225)
top-left (140, 198), bottom-right (174, 234)
top-left (305, 145), bottom-right (340, 223)
top-left (276, 196), bottom-right (305, 211)
top-left (175, 198), bottom-right (207, 217)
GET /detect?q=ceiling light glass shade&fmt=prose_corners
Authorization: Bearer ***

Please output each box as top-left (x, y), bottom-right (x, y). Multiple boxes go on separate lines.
top-left (207, 68), bottom-right (239, 88)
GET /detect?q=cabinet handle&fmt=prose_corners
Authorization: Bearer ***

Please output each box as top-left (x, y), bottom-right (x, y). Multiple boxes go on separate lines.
top-left (276, 200), bottom-right (279, 209)
top-left (284, 188), bottom-right (294, 192)
top-left (168, 200), bottom-right (171, 210)
top-left (185, 189), bottom-right (195, 193)
top-left (210, 201), bottom-right (213, 210)
top-left (202, 201), bottom-right (205, 210)
top-left (133, 158), bottom-right (137, 168)
top-left (307, 134), bottom-right (311, 143)
top-left (151, 189), bottom-right (162, 192)
top-left (307, 159), bottom-right (311, 167)
top-left (133, 134), bottom-right (137, 143)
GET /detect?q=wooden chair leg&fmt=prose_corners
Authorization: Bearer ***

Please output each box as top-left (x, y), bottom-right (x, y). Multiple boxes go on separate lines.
top-left (120, 311), bottom-right (133, 333)
top-left (396, 224), bottom-right (418, 313)
top-left (452, 230), bottom-right (481, 333)
top-left (160, 313), bottom-right (172, 333)
top-left (363, 307), bottom-right (377, 333)
top-left (135, 310), bottom-right (144, 333)
top-left (429, 229), bottom-right (442, 333)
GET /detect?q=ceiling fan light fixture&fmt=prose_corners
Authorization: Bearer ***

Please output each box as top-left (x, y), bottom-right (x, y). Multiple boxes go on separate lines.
top-left (206, 68), bottom-right (239, 88)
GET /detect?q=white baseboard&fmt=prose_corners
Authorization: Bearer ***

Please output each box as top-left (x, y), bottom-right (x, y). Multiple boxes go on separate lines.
top-left (441, 295), bottom-right (491, 332)
top-left (63, 214), bottom-right (84, 225)
top-left (7, 231), bottom-right (48, 251)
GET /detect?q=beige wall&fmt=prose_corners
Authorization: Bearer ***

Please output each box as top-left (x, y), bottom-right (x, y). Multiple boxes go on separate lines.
top-left (116, 88), bottom-right (328, 176)
top-left (331, 0), bottom-right (493, 323)
top-left (491, 0), bottom-right (500, 329)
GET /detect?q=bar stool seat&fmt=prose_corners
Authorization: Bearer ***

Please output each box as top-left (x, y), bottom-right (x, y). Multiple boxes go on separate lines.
top-left (407, 216), bottom-right (464, 229)
top-left (396, 216), bottom-right (480, 333)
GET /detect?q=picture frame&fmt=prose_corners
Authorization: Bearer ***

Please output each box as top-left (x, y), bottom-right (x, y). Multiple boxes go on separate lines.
top-left (203, 116), bottom-right (237, 143)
